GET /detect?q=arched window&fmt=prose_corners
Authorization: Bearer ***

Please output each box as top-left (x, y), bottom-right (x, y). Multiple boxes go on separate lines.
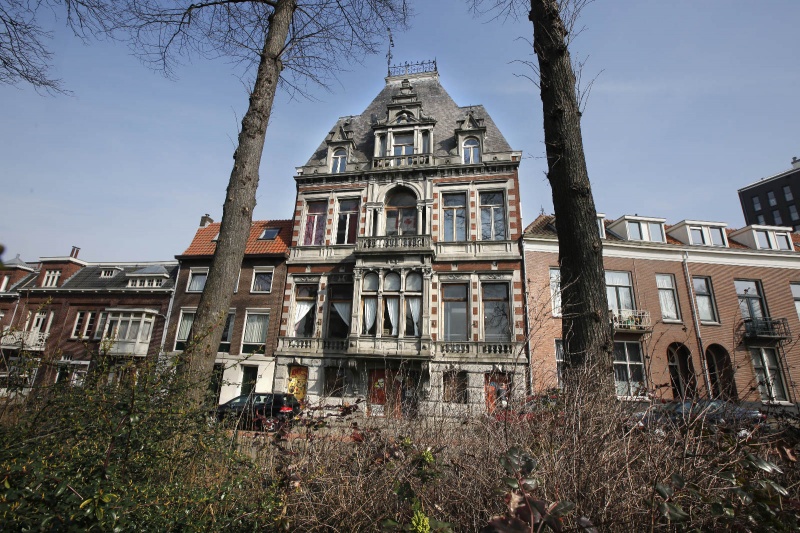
top-left (706, 344), bottom-right (737, 400)
top-left (385, 188), bottom-right (418, 236)
top-left (667, 343), bottom-right (696, 400)
top-left (331, 148), bottom-right (347, 173)
top-left (463, 138), bottom-right (481, 164)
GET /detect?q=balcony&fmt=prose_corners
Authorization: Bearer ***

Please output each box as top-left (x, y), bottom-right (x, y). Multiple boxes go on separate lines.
top-left (436, 341), bottom-right (523, 359)
top-left (372, 154), bottom-right (433, 169)
top-left (103, 338), bottom-right (151, 357)
top-left (355, 235), bottom-right (434, 255)
top-left (610, 309), bottom-right (651, 333)
top-left (743, 317), bottom-right (791, 340)
top-left (0, 329), bottom-right (49, 351)
top-left (277, 336), bottom-right (431, 359)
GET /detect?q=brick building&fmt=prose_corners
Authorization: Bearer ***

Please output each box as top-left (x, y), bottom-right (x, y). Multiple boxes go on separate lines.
top-left (272, 62), bottom-right (526, 416)
top-left (164, 216), bottom-right (291, 404)
top-left (1, 248), bottom-right (177, 390)
top-left (524, 214), bottom-right (800, 409)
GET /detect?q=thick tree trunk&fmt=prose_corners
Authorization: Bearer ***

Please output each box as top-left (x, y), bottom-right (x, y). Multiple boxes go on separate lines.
top-left (179, 0), bottom-right (297, 406)
top-left (529, 0), bottom-right (613, 394)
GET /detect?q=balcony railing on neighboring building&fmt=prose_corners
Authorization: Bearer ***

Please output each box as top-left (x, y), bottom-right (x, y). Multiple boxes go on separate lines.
top-left (0, 329), bottom-right (49, 351)
top-left (610, 309), bottom-right (652, 332)
top-left (372, 154), bottom-right (433, 169)
top-left (277, 336), bottom-right (431, 358)
top-left (437, 341), bottom-right (522, 358)
top-left (743, 317), bottom-right (791, 340)
top-left (355, 235), bottom-right (434, 254)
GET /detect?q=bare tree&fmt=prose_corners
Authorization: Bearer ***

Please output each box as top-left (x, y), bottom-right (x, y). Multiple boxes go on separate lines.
top-left (119, 0), bottom-right (410, 405)
top-left (0, 0), bottom-right (118, 92)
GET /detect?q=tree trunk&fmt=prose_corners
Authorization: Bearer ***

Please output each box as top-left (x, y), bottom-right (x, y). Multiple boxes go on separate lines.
top-left (529, 0), bottom-right (613, 393)
top-left (180, 0), bottom-right (297, 406)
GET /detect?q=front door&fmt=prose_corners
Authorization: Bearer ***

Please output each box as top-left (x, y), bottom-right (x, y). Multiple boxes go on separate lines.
top-left (368, 368), bottom-right (401, 417)
top-left (287, 365), bottom-right (309, 402)
top-left (485, 372), bottom-right (510, 412)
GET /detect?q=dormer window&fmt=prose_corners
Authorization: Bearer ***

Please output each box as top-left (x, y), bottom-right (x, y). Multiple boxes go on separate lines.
top-left (331, 148), bottom-right (347, 174)
top-left (628, 221), bottom-right (664, 242)
top-left (754, 229), bottom-right (792, 250)
top-left (688, 226), bottom-right (727, 247)
top-left (393, 133), bottom-right (414, 165)
top-left (777, 233), bottom-right (792, 250)
top-left (43, 270), bottom-right (61, 287)
top-left (100, 269), bottom-right (116, 278)
top-left (463, 138), bottom-right (481, 164)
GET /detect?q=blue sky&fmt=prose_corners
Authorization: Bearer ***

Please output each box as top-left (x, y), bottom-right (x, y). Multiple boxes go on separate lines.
top-left (1, 0), bottom-right (798, 262)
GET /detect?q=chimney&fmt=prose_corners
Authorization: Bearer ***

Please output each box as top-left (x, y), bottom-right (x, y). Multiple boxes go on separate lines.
top-left (792, 156), bottom-right (800, 169)
top-left (70, 246), bottom-right (80, 258)
top-left (200, 213), bottom-right (214, 227)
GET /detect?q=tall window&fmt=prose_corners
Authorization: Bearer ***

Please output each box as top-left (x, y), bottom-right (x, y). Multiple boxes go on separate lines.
top-left (442, 193), bottom-right (467, 242)
top-left (385, 189), bottom-right (417, 236)
top-left (303, 201), bottom-right (327, 246)
top-left (324, 366), bottom-right (347, 397)
top-left (791, 283), bottom-right (800, 321)
top-left (294, 285), bottom-right (318, 337)
top-left (790, 205), bottom-right (799, 221)
top-left (482, 283), bottom-right (510, 341)
top-left (327, 284), bottom-right (353, 339)
top-left (479, 192), bottom-right (507, 240)
top-left (750, 347), bottom-right (787, 402)
top-left (393, 132), bottom-right (414, 166)
top-left (555, 340), bottom-right (565, 389)
top-left (443, 371), bottom-right (468, 403)
top-left (767, 191), bottom-right (777, 206)
top-left (0, 275), bottom-right (8, 292)
top-left (757, 214), bottom-right (766, 225)
top-left (405, 272), bottom-right (422, 337)
top-left (605, 271), bottom-right (634, 315)
top-left (43, 270), bottom-right (61, 287)
top-left (752, 196), bottom-right (762, 211)
top-left (549, 268), bottom-right (562, 316)
top-left (613, 341), bottom-right (645, 397)
top-left (784, 185), bottom-right (793, 201)
top-left (251, 268), bottom-right (273, 293)
top-left (242, 311), bottom-right (269, 353)
top-left (463, 138), bottom-right (481, 164)
top-left (336, 199), bottom-right (359, 245)
top-left (331, 148), bottom-right (347, 173)
top-left (776, 232), bottom-right (792, 250)
top-left (755, 230), bottom-right (771, 249)
top-left (693, 277), bottom-right (718, 323)
top-left (735, 280), bottom-right (765, 320)
top-left (382, 273), bottom-right (401, 337)
top-left (656, 274), bottom-right (680, 321)
top-left (443, 284), bottom-right (469, 341)
top-left (362, 272), bottom-right (379, 335)
top-left (774, 210), bottom-right (783, 225)
top-left (710, 227), bottom-right (726, 246)
top-left (187, 269), bottom-right (208, 292)
top-left (71, 311), bottom-right (97, 339)
top-left (690, 227), bottom-right (705, 245)
top-left (175, 311), bottom-right (234, 352)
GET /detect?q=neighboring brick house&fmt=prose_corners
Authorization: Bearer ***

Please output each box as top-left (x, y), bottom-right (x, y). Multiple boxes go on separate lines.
top-left (164, 216), bottom-right (291, 404)
top-left (523, 213), bottom-right (800, 410)
top-left (1, 248), bottom-right (177, 390)
top-left (273, 61), bottom-right (526, 416)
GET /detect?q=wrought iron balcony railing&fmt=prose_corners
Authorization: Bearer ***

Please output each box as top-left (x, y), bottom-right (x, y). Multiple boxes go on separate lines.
top-left (0, 329), bottom-right (48, 351)
top-left (743, 317), bottom-right (791, 340)
top-left (610, 309), bottom-right (652, 332)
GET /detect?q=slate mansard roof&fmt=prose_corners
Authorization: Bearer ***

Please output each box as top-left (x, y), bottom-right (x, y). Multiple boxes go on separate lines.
top-left (301, 70), bottom-right (515, 171)
top-left (15, 263), bottom-right (179, 292)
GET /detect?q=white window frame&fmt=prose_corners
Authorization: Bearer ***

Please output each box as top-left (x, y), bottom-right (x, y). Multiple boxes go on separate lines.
top-left (555, 339), bottom-right (565, 389)
top-left (335, 197), bottom-right (360, 245)
top-left (482, 282), bottom-right (511, 342)
top-left (613, 341), bottom-right (646, 398)
top-left (750, 347), bottom-right (788, 403)
top-left (100, 269), bottom-right (116, 278)
top-left (792, 282), bottom-right (800, 322)
top-left (331, 148), bottom-right (347, 174)
top-left (656, 274), bottom-right (681, 322)
top-left (628, 221), bottom-right (665, 243)
top-left (442, 191), bottom-right (468, 242)
top-left (241, 309), bottom-right (270, 354)
top-left (186, 268), bottom-right (209, 293)
top-left (250, 267), bottom-right (274, 293)
top-left (693, 276), bottom-right (719, 324)
top-left (55, 358), bottom-right (90, 387)
top-left (71, 311), bottom-right (97, 339)
top-left (462, 137), bottom-right (481, 164)
top-left (478, 190), bottom-right (508, 241)
top-left (96, 310), bottom-right (156, 356)
top-left (0, 275), bottom-right (8, 292)
top-left (303, 199), bottom-right (328, 246)
top-left (42, 270), bottom-right (61, 287)
top-left (549, 268), bottom-right (562, 317)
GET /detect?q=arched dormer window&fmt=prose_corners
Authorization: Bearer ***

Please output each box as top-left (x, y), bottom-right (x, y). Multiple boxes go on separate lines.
top-left (331, 148), bottom-right (347, 173)
top-left (385, 187), bottom-right (417, 236)
top-left (463, 138), bottom-right (481, 164)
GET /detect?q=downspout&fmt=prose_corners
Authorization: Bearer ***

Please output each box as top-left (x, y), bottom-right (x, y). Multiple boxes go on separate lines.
top-left (682, 251), bottom-right (712, 396)
top-left (159, 263), bottom-right (180, 361)
top-left (519, 235), bottom-right (533, 396)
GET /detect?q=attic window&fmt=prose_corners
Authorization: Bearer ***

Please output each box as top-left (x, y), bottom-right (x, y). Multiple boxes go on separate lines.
top-left (100, 269), bottom-right (116, 278)
top-left (331, 148), bottom-right (347, 174)
top-left (259, 228), bottom-right (280, 240)
top-left (463, 138), bottom-right (481, 164)
top-left (128, 278), bottom-right (164, 288)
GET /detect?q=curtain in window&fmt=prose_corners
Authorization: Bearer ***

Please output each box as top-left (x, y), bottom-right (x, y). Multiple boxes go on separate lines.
top-left (188, 273), bottom-right (207, 292)
top-left (407, 297), bottom-right (421, 336)
top-left (656, 276), bottom-right (678, 320)
top-left (363, 298), bottom-right (377, 334)
top-left (294, 302), bottom-right (314, 332)
top-left (386, 297), bottom-right (399, 336)
top-left (177, 313), bottom-right (195, 341)
top-left (333, 302), bottom-right (352, 327)
top-left (244, 314), bottom-right (269, 344)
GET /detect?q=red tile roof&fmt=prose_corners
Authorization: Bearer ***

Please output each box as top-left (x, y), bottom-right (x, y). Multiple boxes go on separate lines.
top-left (179, 220), bottom-right (292, 257)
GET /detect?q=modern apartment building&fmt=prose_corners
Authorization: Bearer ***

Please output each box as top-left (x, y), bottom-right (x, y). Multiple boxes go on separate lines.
top-left (739, 157), bottom-right (800, 231)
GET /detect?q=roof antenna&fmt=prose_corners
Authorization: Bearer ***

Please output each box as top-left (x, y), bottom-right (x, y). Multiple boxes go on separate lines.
top-left (386, 28), bottom-right (394, 76)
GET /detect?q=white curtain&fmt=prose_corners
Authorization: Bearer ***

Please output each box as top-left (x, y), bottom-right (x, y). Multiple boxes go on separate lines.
top-left (407, 297), bottom-right (421, 336)
top-left (188, 272), bottom-right (207, 292)
top-left (294, 301), bottom-right (314, 333)
top-left (658, 290), bottom-right (678, 320)
top-left (363, 298), bottom-right (377, 333)
top-left (333, 302), bottom-right (352, 326)
top-left (244, 314), bottom-right (269, 343)
top-left (386, 298), bottom-right (399, 335)
top-left (177, 313), bottom-right (195, 341)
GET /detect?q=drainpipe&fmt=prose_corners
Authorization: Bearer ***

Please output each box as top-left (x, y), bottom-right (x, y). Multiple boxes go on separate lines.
top-left (682, 251), bottom-right (712, 396)
top-left (519, 236), bottom-right (533, 396)
top-left (159, 263), bottom-right (180, 362)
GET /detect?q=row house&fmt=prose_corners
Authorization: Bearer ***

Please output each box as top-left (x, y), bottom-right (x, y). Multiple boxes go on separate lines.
top-left (0, 247), bottom-right (177, 390)
top-left (272, 62), bottom-right (527, 416)
top-left (163, 216), bottom-right (291, 404)
top-left (524, 214), bottom-right (800, 409)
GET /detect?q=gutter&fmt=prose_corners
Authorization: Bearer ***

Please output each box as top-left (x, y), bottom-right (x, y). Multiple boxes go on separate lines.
top-left (682, 251), bottom-right (712, 396)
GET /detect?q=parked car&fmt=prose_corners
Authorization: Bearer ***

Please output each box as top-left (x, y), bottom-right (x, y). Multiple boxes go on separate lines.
top-left (216, 393), bottom-right (301, 431)
top-left (631, 400), bottom-right (766, 436)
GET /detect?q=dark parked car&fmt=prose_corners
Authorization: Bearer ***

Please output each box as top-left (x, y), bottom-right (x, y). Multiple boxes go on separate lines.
top-left (216, 393), bottom-right (301, 431)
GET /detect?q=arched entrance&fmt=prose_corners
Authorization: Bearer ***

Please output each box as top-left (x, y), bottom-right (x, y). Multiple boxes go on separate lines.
top-left (667, 343), bottom-right (696, 400)
top-left (705, 344), bottom-right (737, 400)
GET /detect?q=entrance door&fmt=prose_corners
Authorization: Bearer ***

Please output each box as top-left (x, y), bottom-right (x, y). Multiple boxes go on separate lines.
top-left (485, 373), bottom-right (510, 412)
top-left (368, 368), bottom-right (402, 417)
top-left (287, 365), bottom-right (309, 402)
top-left (241, 365), bottom-right (258, 397)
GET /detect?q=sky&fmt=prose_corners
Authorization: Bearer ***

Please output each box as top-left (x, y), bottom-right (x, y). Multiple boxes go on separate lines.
top-left (1, 0), bottom-right (799, 263)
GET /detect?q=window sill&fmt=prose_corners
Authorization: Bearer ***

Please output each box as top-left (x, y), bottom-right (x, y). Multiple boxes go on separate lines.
top-left (661, 319), bottom-right (683, 325)
top-left (250, 290), bottom-right (272, 294)
top-left (699, 321), bottom-right (721, 327)
top-left (616, 396), bottom-right (649, 402)
top-left (761, 400), bottom-right (794, 407)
